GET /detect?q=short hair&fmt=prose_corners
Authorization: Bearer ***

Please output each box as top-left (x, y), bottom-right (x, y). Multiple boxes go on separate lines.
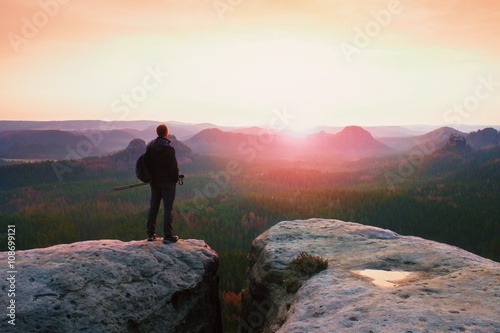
top-left (156, 124), bottom-right (168, 137)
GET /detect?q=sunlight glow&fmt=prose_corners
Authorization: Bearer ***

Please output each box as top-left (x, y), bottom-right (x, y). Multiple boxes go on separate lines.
top-left (1, 0), bottom-right (499, 126)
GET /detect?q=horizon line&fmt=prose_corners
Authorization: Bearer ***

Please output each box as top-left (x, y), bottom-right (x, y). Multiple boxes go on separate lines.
top-left (1, 119), bottom-right (499, 129)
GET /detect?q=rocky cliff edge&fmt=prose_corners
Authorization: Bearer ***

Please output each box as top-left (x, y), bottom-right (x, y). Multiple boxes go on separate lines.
top-left (0, 239), bottom-right (221, 333)
top-left (240, 219), bottom-right (500, 333)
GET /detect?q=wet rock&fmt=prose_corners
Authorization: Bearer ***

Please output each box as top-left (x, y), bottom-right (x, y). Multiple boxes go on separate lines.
top-left (241, 219), bottom-right (500, 333)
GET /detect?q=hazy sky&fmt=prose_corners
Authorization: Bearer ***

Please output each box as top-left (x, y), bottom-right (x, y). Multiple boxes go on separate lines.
top-left (1, 0), bottom-right (499, 131)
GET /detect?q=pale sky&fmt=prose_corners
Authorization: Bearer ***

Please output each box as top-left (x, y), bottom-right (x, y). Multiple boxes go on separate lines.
top-left (1, 0), bottom-right (500, 132)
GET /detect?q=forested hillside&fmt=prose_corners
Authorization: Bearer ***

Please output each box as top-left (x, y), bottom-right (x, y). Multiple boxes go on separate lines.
top-left (0, 138), bottom-right (499, 331)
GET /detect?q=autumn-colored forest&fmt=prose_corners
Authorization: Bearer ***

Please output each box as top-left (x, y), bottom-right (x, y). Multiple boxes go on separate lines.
top-left (1, 145), bottom-right (499, 331)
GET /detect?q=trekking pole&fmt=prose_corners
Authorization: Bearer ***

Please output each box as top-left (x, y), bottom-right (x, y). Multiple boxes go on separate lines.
top-left (112, 175), bottom-right (185, 192)
top-left (112, 182), bottom-right (150, 191)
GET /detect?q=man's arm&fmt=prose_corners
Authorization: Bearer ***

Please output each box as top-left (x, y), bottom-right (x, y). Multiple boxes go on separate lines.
top-left (167, 146), bottom-right (180, 181)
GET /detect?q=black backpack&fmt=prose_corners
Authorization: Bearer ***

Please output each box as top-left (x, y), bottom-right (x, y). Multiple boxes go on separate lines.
top-left (135, 147), bottom-right (152, 183)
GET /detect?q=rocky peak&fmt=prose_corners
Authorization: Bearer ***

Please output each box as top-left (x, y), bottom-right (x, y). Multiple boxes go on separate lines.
top-left (306, 127), bottom-right (391, 157)
top-left (0, 239), bottom-right (221, 333)
top-left (187, 128), bottom-right (226, 142)
top-left (467, 127), bottom-right (500, 149)
top-left (126, 138), bottom-right (147, 150)
top-left (448, 133), bottom-right (467, 147)
top-left (240, 219), bottom-right (500, 332)
top-left (336, 125), bottom-right (374, 141)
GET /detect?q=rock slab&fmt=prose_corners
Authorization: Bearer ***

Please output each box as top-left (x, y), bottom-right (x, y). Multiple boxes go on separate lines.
top-left (240, 219), bottom-right (500, 333)
top-left (0, 239), bottom-right (221, 333)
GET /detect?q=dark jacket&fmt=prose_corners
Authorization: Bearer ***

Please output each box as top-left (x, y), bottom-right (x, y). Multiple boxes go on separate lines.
top-left (146, 137), bottom-right (179, 187)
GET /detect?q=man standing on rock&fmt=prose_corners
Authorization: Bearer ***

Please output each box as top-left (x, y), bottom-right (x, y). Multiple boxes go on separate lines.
top-left (146, 124), bottom-right (180, 243)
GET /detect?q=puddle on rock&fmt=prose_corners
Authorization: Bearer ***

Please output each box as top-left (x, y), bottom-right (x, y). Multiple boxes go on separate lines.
top-left (352, 269), bottom-right (413, 288)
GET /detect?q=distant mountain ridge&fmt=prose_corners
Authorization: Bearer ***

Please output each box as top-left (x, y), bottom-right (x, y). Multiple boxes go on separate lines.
top-left (377, 126), bottom-right (465, 152)
top-left (0, 129), bottom-right (135, 159)
top-left (183, 125), bottom-right (394, 161)
top-left (467, 127), bottom-right (500, 149)
top-left (0, 120), bottom-right (236, 141)
top-left (0, 120), bottom-right (159, 132)
top-left (3, 120), bottom-right (499, 138)
top-left (306, 126), bottom-right (392, 157)
top-left (1, 122), bottom-right (500, 161)
top-left (185, 128), bottom-right (271, 155)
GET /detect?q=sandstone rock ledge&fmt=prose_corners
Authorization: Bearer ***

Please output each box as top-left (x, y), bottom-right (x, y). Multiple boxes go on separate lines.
top-left (240, 219), bottom-right (500, 333)
top-left (0, 239), bottom-right (221, 333)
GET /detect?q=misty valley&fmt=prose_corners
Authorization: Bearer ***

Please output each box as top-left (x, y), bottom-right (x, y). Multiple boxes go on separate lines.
top-left (1, 120), bottom-right (499, 331)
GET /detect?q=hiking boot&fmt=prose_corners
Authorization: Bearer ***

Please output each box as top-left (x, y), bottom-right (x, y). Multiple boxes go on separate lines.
top-left (163, 235), bottom-right (179, 244)
top-left (147, 233), bottom-right (156, 241)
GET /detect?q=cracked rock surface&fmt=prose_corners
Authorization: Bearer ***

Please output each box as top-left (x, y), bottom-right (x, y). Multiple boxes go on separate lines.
top-left (241, 219), bottom-right (500, 333)
top-left (0, 239), bottom-right (221, 333)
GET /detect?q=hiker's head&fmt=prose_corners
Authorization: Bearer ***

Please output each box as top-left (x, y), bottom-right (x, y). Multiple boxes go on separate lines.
top-left (156, 124), bottom-right (168, 138)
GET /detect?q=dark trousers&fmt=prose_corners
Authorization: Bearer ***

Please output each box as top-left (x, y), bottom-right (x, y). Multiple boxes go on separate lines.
top-left (146, 183), bottom-right (176, 237)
